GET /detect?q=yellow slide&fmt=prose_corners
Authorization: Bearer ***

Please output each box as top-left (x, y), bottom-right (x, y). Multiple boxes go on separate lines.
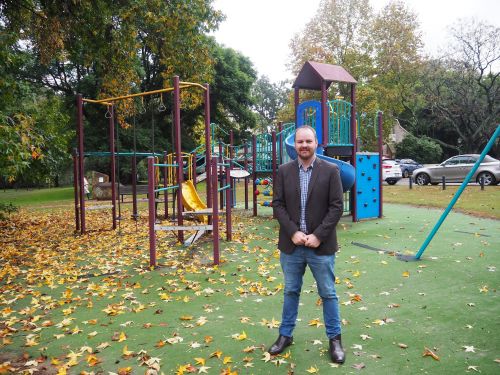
top-left (181, 180), bottom-right (208, 223)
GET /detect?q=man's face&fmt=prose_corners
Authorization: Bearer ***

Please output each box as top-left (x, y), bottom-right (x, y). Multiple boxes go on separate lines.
top-left (294, 127), bottom-right (318, 162)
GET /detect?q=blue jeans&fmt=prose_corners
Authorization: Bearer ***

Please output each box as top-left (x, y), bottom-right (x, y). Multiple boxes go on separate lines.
top-left (279, 246), bottom-right (341, 339)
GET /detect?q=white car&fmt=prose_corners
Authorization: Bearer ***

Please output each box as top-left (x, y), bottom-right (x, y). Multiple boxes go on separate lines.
top-left (382, 159), bottom-right (402, 185)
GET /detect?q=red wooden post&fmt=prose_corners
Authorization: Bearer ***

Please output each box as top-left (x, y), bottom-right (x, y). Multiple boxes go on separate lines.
top-left (76, 94), bottom-right (86, 234)
top-left (109, 105), bottom-right (117, 230)
top-left (219, 141), bottom-right (224, 209)
top-left (294, 87), bottom-right (299, 126)
top-left (192, 152), bottom-right (197, 187)
top-left (377, 111), bottom-right (383, 218)
top-left (225, 166), bottom-right (232, 241)
top-left (350, 83), bottom-right (358, 222)
top-left (229, 130), bottom-right (234, 207)
top-left (252, 135), bottom-right (257, 216)
top-left (132, 153), bottom-right (138, 219)
top-left (204, 84), bottom-right (212, 209)
top-left (272, 131), bottom-right (277, 219)
top-left (272, 131), bottom-right (277, 185)
top-left (173, 76), bottom-right (184, 243)
top-left (211, 158), bottom-right (219, 265)
top-left (244, 141), bottom-right (249, 210)
top-left (321, 80), bottom-right (328, 146)
top-left (148, 157), bottom-right (157, 267)
top-left (72, 150), bottom-right (80, 231)
top-left (163, 151), bottom-right (168, 219)
top-left (278, 122), bottom-right (283, 165)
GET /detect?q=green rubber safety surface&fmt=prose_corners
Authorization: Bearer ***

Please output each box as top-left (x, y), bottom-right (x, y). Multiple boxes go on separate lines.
top-left (0, 204), bottom-right (498, 374)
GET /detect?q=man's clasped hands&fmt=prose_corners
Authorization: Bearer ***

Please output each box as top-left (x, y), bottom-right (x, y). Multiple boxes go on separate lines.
top-left (291, 231), bottom-right (321, 248)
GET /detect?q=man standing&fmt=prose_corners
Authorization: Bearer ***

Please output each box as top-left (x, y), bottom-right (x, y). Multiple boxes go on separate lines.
top-left (268, 125), bottom-right (345, 364)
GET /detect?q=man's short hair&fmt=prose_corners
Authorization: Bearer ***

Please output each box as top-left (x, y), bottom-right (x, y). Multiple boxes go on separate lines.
top-left (295, 125), bottom-right (318, 141)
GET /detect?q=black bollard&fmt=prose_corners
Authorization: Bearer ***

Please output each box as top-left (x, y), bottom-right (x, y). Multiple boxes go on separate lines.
top-left (409, 175), bottom-right (413, 189)
top-left (442, 176), bottom-right (446, 190)
top-left (480, 176), bottom-right (485, 190)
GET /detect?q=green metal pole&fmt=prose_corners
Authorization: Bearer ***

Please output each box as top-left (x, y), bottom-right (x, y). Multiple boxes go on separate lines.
top-left (415, 125), bottom-right (500, 259)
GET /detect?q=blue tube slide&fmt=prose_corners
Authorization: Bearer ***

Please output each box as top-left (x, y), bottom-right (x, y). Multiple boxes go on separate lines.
top-left (285, 133), bottom-right (355, 192)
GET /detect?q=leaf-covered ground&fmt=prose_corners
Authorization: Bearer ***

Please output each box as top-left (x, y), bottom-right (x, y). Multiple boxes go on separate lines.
top-left (1, 204), bottom-right (499, 374)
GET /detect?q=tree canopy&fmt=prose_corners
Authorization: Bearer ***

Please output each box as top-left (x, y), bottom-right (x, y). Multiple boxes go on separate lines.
top-left (0, 0), bottom-right (262, 185)
top-left (286, 0), bottom-right (499, 158)
top-left (1, 0), bottom-right (499, 187)
top-left (419, 19), bottom-right (499, 155)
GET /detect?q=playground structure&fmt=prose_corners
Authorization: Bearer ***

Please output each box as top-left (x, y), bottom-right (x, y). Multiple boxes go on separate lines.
top-left (290, 61), bottom-right (386, 221)
top-left (73, 62), bottom-right (389, 268)
top-left (238, 61), bottom-right (383, 220)
top-left (211, 62), bottom-right (385, 220)
top-left (254, 177), bottom-right (273, 207)
top-left (74, 76), bottom-right (234, 266)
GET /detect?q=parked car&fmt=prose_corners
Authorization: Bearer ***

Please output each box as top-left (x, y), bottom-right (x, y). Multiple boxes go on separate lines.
top-left (412, 154), bottom-right (500, 186)
top-left (382, 159), bottom-right (402, 185)
top-left (396, 158), bottom-right (423, 178)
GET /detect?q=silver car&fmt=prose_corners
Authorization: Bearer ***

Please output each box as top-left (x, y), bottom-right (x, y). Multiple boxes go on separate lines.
top-left (413, 154), bottom-right (500, 186)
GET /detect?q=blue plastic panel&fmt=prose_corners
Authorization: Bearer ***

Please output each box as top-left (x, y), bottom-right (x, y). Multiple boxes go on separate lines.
top-left (297, 100), bottom-right (323, 145)
top-left (355, 152), bottom-right (380, 220)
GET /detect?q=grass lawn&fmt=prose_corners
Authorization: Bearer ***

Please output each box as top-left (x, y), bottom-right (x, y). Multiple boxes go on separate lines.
top-left (0, 187), bottom-right (74, 208)
top-left (383, 184), bottom-right (499, 220)
top-left (1, 199), bottom-right (499, 374)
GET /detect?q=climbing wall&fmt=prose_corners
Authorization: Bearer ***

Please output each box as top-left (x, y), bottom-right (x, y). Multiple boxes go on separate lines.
top-left (355, 152), bottom-right (381, 220)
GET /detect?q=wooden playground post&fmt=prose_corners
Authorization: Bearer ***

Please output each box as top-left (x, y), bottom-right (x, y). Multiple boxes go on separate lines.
top-left (109, 105), bottom-right (117, 230)
top-left (192, 151), bottom-right (197, 187)
top-left (244, 141), bottom-right (249, 210)
top-left (132, 153), bottom-right (138, 219)
top-left (272, 130), bottom-right (277, 186)
top-left (148, 156), bottom-right (156, 267)
top-left (173, 76), bottom-right (184, 243)
top-left (272, 130), bottom-right (277, 219)
top-left (204, 84), bottom-right (212, 209)
top-left (321, 80), bottom-right (328, 146)
top-left (163, 151), bottom-right (169, 219)
top-left (252, 135), bottom-right (257, 216)
top-left (211, 158), bottom-right (219, 265)
top-left (278, 122), bottom-right (283, 165)
top-left (377, 111), bottom-right (383, 219)
top-left (229, 130), bottom-right (234, 207)
top-left (225, 166), bottom-right (232, 241)
top-left (76, 94), bottom-right (86, 234)
top-left (72, 149), bottom-right (80, 231)
top-left (294, 87), bottom-right (299, 126)
top-left (350, 83), bottom-right (358, 222)
top-left (219, 140), bottom-right (224, 209)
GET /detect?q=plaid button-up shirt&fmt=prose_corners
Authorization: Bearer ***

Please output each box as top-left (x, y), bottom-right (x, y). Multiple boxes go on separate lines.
top-left (298, 159), bottom-right (315, 233)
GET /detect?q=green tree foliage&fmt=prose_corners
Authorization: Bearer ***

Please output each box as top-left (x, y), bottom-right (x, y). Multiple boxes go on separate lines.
top-left (1, 0), bottom-right (263, 184)
top-left (288, 0), bottom-right (424, 143)
top-left (395, 133), bottom-right (442, 164)
top-left (209, 44), bottom-right (257, 142)
top-left (289, 0), bottom-right (373, 81)
top-left (251, 76), bottom-right (289, 131)
top-left (286, 0), bottom-right (500, 158)
top-left (361, 1), bottom-right (424, 126)
top-left (0, 26), bottom-right (72, 185)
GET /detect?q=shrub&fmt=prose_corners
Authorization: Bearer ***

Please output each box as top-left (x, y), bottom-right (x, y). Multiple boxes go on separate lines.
top-left (396, 134), bottom-right (443, 164)
top-left (0, 202), bottom-right (18, 220)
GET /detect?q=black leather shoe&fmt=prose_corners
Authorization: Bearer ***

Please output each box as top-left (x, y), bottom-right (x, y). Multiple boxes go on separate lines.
top-left (329, 334), bottom-right (345, 364)
top-left (268, 335), bottom-right (293, 355)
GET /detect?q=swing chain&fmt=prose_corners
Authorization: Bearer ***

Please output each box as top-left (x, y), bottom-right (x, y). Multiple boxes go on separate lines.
top-left (158, 94), bottom-right (167, 112)
top-left (105, 105), bottom-right (112, 118)
top-left (139, 97), bottom-right (147, 114)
